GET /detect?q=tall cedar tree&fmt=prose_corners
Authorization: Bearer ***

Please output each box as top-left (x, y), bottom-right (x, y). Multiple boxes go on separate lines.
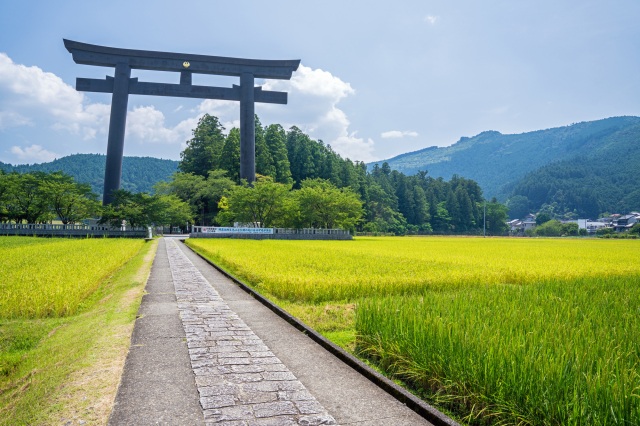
top-left (265, 124), bottom-right (293, 184)
top-left (172, 114), bottom-right (508, 235)
top-left (254, 116), bottom-right (276, 177)
top-left (219, 128), bottom-right (241, 182)
top-left (179, 114), bottom-right (226, 177)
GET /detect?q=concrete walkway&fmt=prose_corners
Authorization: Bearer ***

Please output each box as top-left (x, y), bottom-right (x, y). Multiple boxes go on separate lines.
top-left (109, 237), bottom-right (433, 425)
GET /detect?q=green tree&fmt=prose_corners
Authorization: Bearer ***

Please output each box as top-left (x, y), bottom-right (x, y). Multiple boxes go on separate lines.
top-left (254, 116), bottom-right (275, 177)
top-left (0, 171), bottom-right (10, 222)
top-left (536, 212), bottom-right (552, 225)
top-left (485, 200), bottom-right (509, 235)
top-left (533, 219), bottom-right (563, 237)
top-left (41, 172), bottom-right (100, 224)
top-left (410, 185), bottom-right (430, 226)
top-left (455, 187), bottom-right (475, 231)
top-left (219, 128), bottom-right (241, 182)
top-left (3, 172), bottom-right (51, 223)
top-left (265, 124), bottom-right (293, 184)
top-left (362, 181), bottom-right (407, 234)
top-left (506, 195), bottom-right (530, 219)
top-left (198, 170), bottom-right (237, 223)
top-left (218, 177), bottom-right (292, 227)
top-left (100, 190), bottom-right (153, 228)
top-left (179, 114), bottom-right (226, 177)
top-left (101, 191), bottom-right (193, 228)
top-left (287, 126), bottom-right (317, 185)
top-left (561, 222), bottom-right (579, 236)
top-left (445, 189), bottom-right (460, 230)
top-left (154, 170), bottom-right (235, 225)
top-left (432, 201), bottom-right (452, 232)
top-left (295, 179), bottom-right (363, 230)
top-left (596, 227), bottom-right (614, 237)
top-left (152, 194), bottom-right (194, 228)
top-left (395, 178), bottom-right (414, 224)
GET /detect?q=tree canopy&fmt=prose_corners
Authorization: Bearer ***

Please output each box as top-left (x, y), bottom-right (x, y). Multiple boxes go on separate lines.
top-left (1, 114), bottom-right (511, 235)
top-left (0, 171), bottom-right (192, 229)
top-left (165, 114), bottom-right (508, 235)
top-left (0, 171), bottom-right (99, 224)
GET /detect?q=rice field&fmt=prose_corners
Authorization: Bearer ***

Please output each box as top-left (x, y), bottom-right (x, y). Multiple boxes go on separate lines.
top-left (0, 237), bottom-right (146, 318)
top-left (186, 237), bottom-right (640, 425)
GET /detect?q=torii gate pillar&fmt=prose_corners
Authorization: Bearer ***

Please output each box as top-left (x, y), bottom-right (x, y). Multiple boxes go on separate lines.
top-left (240, 72), bottom-right (256, 183)
top-left (104, 63), bottom-right (131, 204)
top-left (64, 39), bottom-right (299, 204)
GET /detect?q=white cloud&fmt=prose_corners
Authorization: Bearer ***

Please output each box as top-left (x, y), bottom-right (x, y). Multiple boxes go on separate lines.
top-left (0, 52), bottom-right (109, 138)
top-left (0, 53), bottom-right (197, 160)
top-left (0, 53), bottom-right (84, 120)
top-left (264, 65), bottom-right (375, 161)
top-left (269, 65), bottom-right (354, 100)
top-left (197, 64), bottom-right (374, 161)
top-left (381, 130), bottom-right (419, 139)
top-left (126, 106), bottom-right (196, 145)
top-left (10, 144), bottom-right (58, 163)
top-left (424, 15), bottom-right (440, 25)
top-left (198, 99), bottom-right (240, 130)
top-left (0, 111), bottom-right (32, 128)
top-left (331, 135), bottom-right (376, 163)
top-left (0, 54), bottom-right (375, 163)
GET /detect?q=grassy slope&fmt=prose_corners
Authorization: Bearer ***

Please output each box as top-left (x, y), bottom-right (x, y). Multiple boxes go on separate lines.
top-left (0, 239), bottom-right (157, 425)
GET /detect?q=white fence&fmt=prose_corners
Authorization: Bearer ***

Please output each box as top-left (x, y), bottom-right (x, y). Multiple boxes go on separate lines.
top-left (190, 226), bottom-right (352, 240)
top-left (0, 223), bottom-right (147, 238)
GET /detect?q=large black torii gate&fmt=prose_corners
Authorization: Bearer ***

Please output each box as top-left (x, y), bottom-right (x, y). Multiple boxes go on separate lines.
top-left (64, 39), bottom-right (300, 205)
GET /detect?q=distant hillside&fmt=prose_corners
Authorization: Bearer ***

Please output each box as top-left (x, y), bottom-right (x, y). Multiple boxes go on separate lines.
top-left (0, 154), bottom-right (179, 196)
top-left (372, 116), bottom-right (640, 202)
top-left (507, 121), bottom-right (640, 218)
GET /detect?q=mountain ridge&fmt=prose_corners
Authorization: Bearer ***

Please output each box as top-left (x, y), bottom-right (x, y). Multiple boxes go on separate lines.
top-left (371, 116), bottom-right (640, 205)
top-left (0, 153), bottom-right (179, 196)
top-left (3, 116), bottom-right (639, 218)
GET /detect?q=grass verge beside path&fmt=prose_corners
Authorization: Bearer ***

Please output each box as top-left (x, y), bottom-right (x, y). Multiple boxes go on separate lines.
top-left (0, 238), bottom-right (157, 426)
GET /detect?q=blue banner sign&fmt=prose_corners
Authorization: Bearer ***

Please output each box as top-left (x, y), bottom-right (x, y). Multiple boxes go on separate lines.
top-left (200, 227), bottom-right (274, 234)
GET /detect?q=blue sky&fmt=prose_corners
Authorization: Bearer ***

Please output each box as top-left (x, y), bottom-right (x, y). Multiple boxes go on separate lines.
top-left (1, 1), bottom-right (639, 165)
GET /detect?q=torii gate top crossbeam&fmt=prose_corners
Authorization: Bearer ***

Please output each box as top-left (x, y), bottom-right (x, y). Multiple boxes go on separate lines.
top-left (64, 39), bottom-right (299, 206)
top-left (63, 39), bottom-right (300, 79)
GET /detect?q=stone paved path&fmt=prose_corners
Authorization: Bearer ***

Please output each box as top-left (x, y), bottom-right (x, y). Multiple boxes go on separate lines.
top-left (110, 238), bottom-right (435, 426)
top-left (166, 238), bottom-right (336, 426)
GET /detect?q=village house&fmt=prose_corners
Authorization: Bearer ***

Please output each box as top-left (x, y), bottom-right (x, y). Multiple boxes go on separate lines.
top-left (613, 213), bottom-right (640, 232)
top-left (508, 214), bottom-right (537, 235)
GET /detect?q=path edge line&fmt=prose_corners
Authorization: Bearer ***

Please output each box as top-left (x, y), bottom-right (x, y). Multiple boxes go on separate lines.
top-left (181, 240), bottom-right (459, 426)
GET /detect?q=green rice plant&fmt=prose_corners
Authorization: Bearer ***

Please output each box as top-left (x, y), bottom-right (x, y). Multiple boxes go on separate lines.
top-left (0, 237), bottom-right (146, 318)
top-left (356, 278), bottom-right (640, 425)
top-left (186, 236), bottom-right (640, 425)
top-left (0, 239), bottom-right (156, 425)
top-left (186, 237), bottom-right (639, 303)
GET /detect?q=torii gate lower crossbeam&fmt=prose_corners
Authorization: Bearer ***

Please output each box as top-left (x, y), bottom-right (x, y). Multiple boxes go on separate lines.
top-left (64, 39), bottom-right (300, 205)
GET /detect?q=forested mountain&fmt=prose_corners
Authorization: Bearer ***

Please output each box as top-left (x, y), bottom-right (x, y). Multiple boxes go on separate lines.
top-left (0, 115), bottom-right (508, 234)
top-left (5, 116), bottom-right (637, 222)
top-left (0, 154), bottom-right (178, 195)
top-left (507, 121), bottom-right (640, 219)
top-left (372, 116), bottom-right (640, 218)
top-left (372, 117), bottom-right (640, 198)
